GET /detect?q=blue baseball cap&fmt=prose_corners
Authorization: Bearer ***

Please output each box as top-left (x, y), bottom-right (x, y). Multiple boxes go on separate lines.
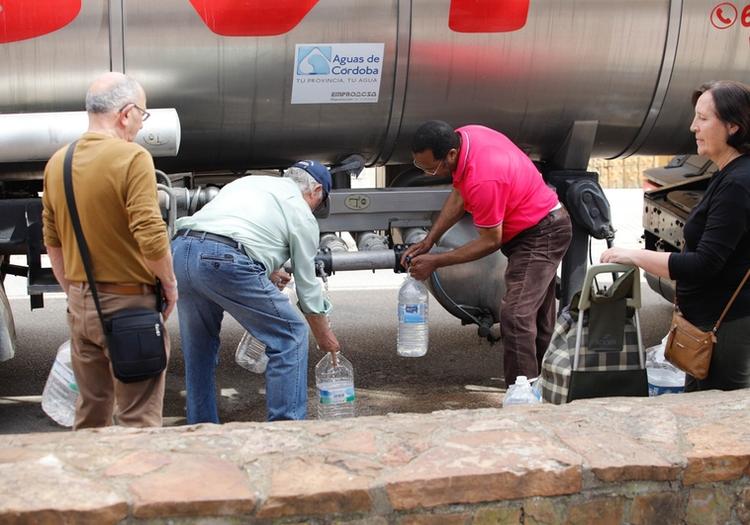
top-left (292, 160), bottom-right (332, 203)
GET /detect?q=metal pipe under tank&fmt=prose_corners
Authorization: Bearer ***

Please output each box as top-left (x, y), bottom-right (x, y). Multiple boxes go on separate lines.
top-left (0, 109), bottom-right (181, 162)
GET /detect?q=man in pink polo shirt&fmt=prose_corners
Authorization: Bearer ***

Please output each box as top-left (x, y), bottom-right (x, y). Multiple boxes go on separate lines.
top-left (402, 121), bottom-right (572, 388)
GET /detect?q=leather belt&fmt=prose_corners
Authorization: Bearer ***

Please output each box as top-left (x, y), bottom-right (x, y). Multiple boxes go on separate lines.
top-left (174, 229), bottom-right (242, 250)
top-left (502, 204), bottom-right (568, 253)
top-left (75, 282), bottom-right (156, 295)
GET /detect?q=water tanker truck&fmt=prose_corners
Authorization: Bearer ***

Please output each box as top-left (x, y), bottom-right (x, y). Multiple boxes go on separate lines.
top-left (1, 0), bottom-right (748, 360)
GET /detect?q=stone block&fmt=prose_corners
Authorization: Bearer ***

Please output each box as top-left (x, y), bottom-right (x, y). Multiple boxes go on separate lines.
top-left (472, 506), bottom-right (522, 524)
top-left (524, 498), bottom-right (566, 525)
top-left (567, 498), bottom-right (625, 525)
top-left (257, 457), bottom-right (373, 518)
top-left (320, 430), bottom-right (378, 455)
top-left (0, 447), bottom-right (44, 464)
top-left (384, 430), bottom-right (582, 510)
top-left (736, 487), bottom-right (750, 524)
top-left (683, 423), bottom-right (750, 485)
top-left (334, 518), bottom-right (389, 525)
top-left (556, 430), bottom-right (678, 482)
top-left (105, 451), bottom-right (171, 477)
top-left (630, 492), bottom-right (684, 525)
top-left (685, 487), bottom-right (733, 525)
top-left (0, 454), bottom-right (127, 525)
top-left (398, 513), bottom-right (471, 525)
top-left (129, 454), bottom-right (255, 518)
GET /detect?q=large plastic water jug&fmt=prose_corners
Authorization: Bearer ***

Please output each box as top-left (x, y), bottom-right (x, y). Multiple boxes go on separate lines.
top-left (397, 274), bottom-right (429, 357)
top-left (41, 340), bottom-right (78, 427)
top-left (315, 352), bottom-right (355, 419)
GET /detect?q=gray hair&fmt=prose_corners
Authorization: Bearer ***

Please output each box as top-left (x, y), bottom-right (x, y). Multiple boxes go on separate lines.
top-left (283, 166), bottom-right (320, 195)
top-left (85, 75), bottom-right (142, 114)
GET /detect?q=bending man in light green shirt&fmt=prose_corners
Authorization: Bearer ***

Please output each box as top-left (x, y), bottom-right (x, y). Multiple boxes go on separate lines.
top-left (172, 161), bottom-right (339, 422)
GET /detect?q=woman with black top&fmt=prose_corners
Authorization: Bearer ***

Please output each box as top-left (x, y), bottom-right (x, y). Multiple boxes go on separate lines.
top-left (601, 80), bottom-right (750, 391)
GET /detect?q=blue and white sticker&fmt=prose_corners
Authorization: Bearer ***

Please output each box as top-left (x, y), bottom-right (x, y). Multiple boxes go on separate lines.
top-left (318, 386), bottom-right (356, 405)
top-left (399, 303), bottom-right (426, 324)
top-left (292, 43), bottom-right (384, 104)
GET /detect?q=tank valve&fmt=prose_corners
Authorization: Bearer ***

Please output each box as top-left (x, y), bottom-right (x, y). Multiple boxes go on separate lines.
top-left (315, 258), bottom-right (329, 284)
top-left (393, 244), bottom-right (411, 273)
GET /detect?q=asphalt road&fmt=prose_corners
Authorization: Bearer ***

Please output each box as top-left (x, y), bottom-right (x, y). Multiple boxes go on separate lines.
top-left (0, 281), bottom-right (673, 434)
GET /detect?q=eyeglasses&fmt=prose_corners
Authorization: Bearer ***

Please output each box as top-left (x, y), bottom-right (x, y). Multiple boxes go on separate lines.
top-left (413, 158), bottom-right (444, 176)
top-left (119, 103), bottom-right (151, 122)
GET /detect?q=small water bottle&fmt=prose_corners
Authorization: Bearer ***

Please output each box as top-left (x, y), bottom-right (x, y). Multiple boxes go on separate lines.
top-left (235, 331), bottom-right (268, 374)
top-left (503, 375), bottom-right (541, 407)
top-left (41, 340), bottom-right (78, 427)
top-left (397, 273), bottom-right (429, 357)
top-left (315, 352), bottom-right (355, 419)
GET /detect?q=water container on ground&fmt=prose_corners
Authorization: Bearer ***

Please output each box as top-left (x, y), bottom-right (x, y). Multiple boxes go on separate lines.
top-left (41, 340), bottom-right (78, 427)
top-left (503, 375), bottom-right (542, 407)
top-left (646, 336), bottom-right (685, 396)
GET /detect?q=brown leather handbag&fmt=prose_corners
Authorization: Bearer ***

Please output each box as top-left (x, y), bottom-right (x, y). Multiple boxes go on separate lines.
top-left (665, 269), bottom-right (750, 380)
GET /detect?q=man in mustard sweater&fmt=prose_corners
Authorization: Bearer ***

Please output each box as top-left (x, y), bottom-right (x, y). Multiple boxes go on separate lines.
top-left (42, 72), bottom-right (177, 429)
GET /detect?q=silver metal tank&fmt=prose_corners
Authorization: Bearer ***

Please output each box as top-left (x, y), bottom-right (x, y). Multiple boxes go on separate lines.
top-left (2, 0), bottom-right (749, 172)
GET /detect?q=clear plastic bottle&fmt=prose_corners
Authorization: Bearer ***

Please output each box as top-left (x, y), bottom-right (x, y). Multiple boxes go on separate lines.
top-left (41, 340), bottom-right (78, 427)
top-left (235, 331), bottom-right (268, 374)
top-left (503, 375), bottom-right (542, 407)
top-left (315, 352), bottom-right (356, 419)
top-left (397, 274), bottom-right (429, 357)
top-left (530, 376), bottom-right (543, 402)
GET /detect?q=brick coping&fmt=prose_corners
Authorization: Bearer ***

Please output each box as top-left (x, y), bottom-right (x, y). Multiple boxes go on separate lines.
top-left (1, 389), bottom-right (749, 523)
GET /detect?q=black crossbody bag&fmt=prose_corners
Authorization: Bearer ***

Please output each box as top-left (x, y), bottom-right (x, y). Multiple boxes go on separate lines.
top-left (63, 141), bottom-right (166, 383)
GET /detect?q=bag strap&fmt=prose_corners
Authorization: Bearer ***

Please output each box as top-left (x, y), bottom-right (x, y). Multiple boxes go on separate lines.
top-left (62, 142), bottom-right (109, 333)
top-left (714, 267), bottom-right (750, 333)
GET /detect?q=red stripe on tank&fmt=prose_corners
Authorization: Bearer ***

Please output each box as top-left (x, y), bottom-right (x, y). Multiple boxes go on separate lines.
top-left (0, 0), bottom-right (81, 44)
top-left (449, 0), bottom-right (530, 33)
top-left (188, 0), bottom-right (319, 37)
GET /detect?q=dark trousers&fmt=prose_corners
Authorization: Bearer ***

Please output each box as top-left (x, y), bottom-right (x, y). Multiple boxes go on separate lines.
top-left (500, 208), bottom-right (572, 387)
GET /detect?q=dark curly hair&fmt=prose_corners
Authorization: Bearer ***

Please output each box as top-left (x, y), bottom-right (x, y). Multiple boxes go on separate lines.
top-left (411, 120), bottom-right (460, 160)
top-left (692, 80), bottom-right (750, 154)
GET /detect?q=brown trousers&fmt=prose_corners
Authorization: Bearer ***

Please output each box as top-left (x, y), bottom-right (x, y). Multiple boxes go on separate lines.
top-left (66, 282), bottom-right (169, 429)
top-left (500, 208), bottom-right (572, 387)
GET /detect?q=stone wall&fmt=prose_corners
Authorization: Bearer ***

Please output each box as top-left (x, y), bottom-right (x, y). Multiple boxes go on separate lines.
top-left (589, 156), bottom-right (672, 189)
top-left (2, 389), bottom-right (750, 524)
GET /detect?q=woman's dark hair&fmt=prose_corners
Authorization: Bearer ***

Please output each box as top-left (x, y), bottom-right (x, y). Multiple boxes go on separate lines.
top-left (411, 120), bottom-right (460, 159)
top-left (692, 80), bottom-right (750, 153)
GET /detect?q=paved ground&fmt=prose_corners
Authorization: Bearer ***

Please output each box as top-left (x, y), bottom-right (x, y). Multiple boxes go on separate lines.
top-left (0, 189), bottom-right (673, 433)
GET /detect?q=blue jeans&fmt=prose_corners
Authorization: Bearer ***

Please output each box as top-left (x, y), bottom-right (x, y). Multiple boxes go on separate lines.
top-left (172, 234), bottom-right (308, 423)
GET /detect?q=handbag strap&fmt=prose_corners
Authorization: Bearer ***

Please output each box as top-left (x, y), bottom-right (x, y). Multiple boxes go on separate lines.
top-left (714, 267), bottom-right (750, 332)
top-left (62, 141), bottom-right (109, 333)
